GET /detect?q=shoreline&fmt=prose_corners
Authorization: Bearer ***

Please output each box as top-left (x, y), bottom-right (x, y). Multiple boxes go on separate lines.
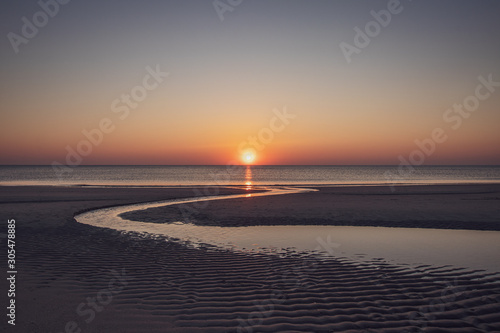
top-left (3, 180), bottom-right (500, 187)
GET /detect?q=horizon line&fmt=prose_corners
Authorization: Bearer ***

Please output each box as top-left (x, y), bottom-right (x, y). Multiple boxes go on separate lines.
top-left (1, 164), bottom-right (500, 167)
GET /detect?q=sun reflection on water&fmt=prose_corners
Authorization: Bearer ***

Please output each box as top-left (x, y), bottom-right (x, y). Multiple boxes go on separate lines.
top-left (245, 166), bottom-right (252, 192)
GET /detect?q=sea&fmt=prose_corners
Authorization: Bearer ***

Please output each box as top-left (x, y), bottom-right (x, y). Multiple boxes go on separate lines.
top-left (1, 165), bottom-right (500, 186)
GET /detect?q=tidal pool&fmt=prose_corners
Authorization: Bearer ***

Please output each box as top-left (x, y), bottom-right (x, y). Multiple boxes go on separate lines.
top-left (75, 187), bottom-right (500, 273)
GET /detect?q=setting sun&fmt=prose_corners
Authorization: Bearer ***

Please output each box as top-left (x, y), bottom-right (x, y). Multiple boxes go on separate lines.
top-left (242, 151), bottom-right (256, 164)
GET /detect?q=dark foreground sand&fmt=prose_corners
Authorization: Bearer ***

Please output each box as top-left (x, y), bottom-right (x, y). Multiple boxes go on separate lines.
top-left (1, 185), bottom-right (500, 333)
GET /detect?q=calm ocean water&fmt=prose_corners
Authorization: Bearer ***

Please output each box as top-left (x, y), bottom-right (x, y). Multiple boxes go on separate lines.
top-left (1, 165), bottom-right (500, 186)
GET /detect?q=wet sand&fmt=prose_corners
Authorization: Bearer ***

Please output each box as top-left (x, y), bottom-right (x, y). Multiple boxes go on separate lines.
top-left (122, 184), bottom-right (500, 230)
top-left (1, 184), bottom-right (500, 332)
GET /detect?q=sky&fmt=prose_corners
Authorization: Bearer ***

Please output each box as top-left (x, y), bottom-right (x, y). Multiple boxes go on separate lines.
top-left (1, 0), bottom-right (499, 165)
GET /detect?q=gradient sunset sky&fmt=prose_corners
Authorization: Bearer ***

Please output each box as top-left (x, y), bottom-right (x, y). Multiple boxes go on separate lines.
top-left (1, 0), bottom-right (499, 165)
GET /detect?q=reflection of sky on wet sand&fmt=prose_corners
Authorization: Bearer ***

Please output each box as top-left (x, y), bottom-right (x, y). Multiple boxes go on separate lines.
top-left (76, 187), bottom-right (500, 274)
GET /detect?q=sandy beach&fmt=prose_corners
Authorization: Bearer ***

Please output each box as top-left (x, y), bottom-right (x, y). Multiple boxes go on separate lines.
top-left (1, 184), bottom-right (500, 332)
